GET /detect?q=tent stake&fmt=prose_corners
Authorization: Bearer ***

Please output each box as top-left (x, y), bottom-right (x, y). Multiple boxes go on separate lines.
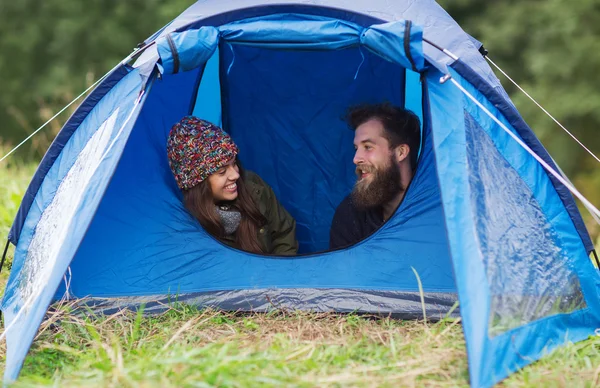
top-left (0, 239), bottom-right (9, 273)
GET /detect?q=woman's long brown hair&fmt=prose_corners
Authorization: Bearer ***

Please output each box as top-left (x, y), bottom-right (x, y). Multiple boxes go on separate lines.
top-left (183, 164), bottom-right (267, 254)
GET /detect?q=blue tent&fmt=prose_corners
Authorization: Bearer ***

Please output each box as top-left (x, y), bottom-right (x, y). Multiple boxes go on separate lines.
top-left (2, 1), bottom-right (600, 386)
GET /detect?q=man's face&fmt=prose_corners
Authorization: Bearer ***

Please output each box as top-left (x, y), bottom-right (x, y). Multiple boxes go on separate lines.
top-left (351, 119), bottom-right (403, 209)
top-left (353, 119), bottom-right (393, 183)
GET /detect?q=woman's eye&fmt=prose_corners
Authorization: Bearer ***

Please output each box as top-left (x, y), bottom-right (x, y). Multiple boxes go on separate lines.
top-left (218, 169), bottom-right (226, 175)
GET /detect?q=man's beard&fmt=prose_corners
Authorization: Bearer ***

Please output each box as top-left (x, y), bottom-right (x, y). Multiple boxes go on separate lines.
top-left (351, 159), bottom-right (404, 211)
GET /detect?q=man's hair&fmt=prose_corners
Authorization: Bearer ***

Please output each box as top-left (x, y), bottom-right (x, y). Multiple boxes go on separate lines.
top-left (346, 103), bottom-right (421, 169)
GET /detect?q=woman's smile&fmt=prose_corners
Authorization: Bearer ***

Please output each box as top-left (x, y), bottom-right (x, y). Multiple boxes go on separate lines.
top-left (224, 182), bottom-right (237, 192)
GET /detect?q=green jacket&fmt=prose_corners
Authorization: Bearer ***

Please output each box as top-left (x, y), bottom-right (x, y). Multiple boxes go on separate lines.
top-left (221, 171), bottom-right (298, 255)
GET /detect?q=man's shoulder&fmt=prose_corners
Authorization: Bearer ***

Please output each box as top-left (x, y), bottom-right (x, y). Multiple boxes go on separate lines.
top-left (335, 194), bottom-right (355, 213)
top-left (330, 194), bottom-right (362, 249)
top-left (332, 194), bottom-right (361, 222)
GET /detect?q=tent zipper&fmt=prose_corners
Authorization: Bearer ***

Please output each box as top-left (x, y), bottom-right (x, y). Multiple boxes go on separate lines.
top-left (166, 34), bottom-right (180, 74)
top-left (404, 20), bottom-right (417, 72)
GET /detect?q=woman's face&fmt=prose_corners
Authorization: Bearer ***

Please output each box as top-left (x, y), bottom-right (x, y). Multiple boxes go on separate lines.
top-left (207, 159), bottom-right (240, 202)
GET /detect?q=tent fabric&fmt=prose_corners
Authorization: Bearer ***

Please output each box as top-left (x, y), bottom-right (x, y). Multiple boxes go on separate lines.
top-left (157, 27), bottom-right (219, 74)
top-left (71, 289), bottom-right (460, 320)
top-left (142, 0), bottom-right (592, 252)
top-left (1, 69), bottom-right (147, 382)
top-left (465, 110), bottom-right (588, 334)
top-left (145, 0), bottom-right (485, 75)
top-left (11, 0), bottom-right (592, 253)
top-left (156, 15), bottom-right (425, 74)
top-left (220, 44), bottom-right (407, 252)
top-left (2, 2), bottom-right (600, 387)
top-left (51, 61), bottom-right (453, 294)
top-left (7, 66), bottom-right (132, 245)
top-left (191, 46), bottom-right (223, 125)
top-left (428, 67), bottom-right (600, 387)
top-left (451, 59), bottom-right (593, 253)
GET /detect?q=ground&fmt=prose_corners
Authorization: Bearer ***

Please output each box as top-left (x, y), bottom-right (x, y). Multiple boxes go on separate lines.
top-left (0, 160), bottom-right (599, 387)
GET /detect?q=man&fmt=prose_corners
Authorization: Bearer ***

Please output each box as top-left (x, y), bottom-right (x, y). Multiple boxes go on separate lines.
top-left (329, 103), bottom-right (421, 249)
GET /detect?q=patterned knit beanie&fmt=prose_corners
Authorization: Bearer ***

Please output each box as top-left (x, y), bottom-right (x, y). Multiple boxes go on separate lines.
top-left (167, 116), bottom-right (239, 190)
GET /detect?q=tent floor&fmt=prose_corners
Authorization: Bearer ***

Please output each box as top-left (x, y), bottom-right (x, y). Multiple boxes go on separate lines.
top-left (56, 289), bottom-right (460, 321)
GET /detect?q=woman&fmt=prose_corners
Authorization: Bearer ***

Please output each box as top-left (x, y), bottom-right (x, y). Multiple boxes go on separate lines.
top-left (167, 116), bottom-right (298, 255)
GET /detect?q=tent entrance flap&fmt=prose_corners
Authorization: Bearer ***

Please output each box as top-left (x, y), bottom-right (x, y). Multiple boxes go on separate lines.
top-left (184, 17), bottom-right (427, 254)
top-left (156, 14), bottom-right (425, 75)
top-left (52, 55), bottom-right (452, 295)
top-left (219, 44), bottom-right (408, 252)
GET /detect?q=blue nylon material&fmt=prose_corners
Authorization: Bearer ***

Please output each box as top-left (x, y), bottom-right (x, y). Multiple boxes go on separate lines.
top-left (405, 70), bottom-right (424, 158)
top-left (8, 66), bottom-right (131, 245)
top-left (192, 47), bottom-right (222, 125)
top-left (360, 21), bottom-right (424, 71)
top-left (156, 15), bottom-right (425, 74)
top-left (451, 60), bottom-right (593, 253)
top-left (5, 2), bottom-right (597, 385)
top-left (220, 44), bottom-right (404, 253)
top-left (148, 1), bottom-right (493, 77)
top-left (220, 14), bottom-right (361, 49)
top-left (465, 111), bottom-right (588, 304)
top-left (427, 71), bottom-right (489, 387)
top-left (192, 50), bottom-right (420, 245)
top-left (51, 62), bottom-right (454, 300)
top-left (157, 27), bottom-right (218, 74)
top-left (2, 70), bottom-right (145, 383)
top-left (429, 68), bottom-right (600, 388)
top-left (463, 109), bottom-right (599, 386)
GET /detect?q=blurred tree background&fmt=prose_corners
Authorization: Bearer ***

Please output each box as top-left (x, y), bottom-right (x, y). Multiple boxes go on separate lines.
top-left (0, 0), bottom-right (195, 158)
top-left (439, 0), bottom-right (600, 234)
top-left (0, 0), bottom-right (599, 227)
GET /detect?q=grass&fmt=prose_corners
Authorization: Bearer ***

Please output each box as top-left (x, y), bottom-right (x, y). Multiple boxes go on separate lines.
top-left (0, 148), bottom-right (36, 288)
top-left (4, 304), bottom-right (600, 388)
top-left (0, 156), bottom-right (599, 387)
top-left (12, 305), bottom-right (469, 387)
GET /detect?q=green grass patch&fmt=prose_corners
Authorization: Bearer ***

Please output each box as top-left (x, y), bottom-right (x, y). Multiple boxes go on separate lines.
top-left (0, 151), bottom-right (36, 292)
top-left (1, 150), bottom-right (599, 387)
top-left (9, 307), bottom-right (471, 387)
top-left (1, 306), bottom-right (599, 387)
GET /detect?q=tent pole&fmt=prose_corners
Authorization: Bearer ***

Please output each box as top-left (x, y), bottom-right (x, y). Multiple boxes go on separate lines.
top-left (423, 38), bottom-right (459, 61)
top-left (0, 239), bottom-right (10, 323)
top-left (0, 239), bottom-right (9, 273)
top-left (592, 250), bottom-right (600, 270)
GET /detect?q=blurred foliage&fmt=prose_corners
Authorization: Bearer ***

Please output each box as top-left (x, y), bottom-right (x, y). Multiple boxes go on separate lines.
top-left (0, 0), bottom-right (195, 158)
top-left (440, 0), bottom-right (600, 234)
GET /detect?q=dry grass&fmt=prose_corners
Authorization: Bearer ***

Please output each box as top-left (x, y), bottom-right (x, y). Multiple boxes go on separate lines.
top-left (0, 300), bottom-right (598, 388)
top-left (0, 158), bottom-right (599, 387)
top-left (3, 303), bottom-right (469, 387)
